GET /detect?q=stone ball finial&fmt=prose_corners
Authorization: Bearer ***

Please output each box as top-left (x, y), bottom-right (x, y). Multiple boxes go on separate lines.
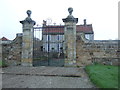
top-left (68, 7), bottom-right (73, 15)
top-left (26, 10), bottom-right (32, 17)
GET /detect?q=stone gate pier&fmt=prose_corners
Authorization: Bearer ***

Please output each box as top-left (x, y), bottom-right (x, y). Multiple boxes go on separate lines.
top-left (62, 7), bottom-right (78, 66)
top-left (20, 10), bottom-right (36, 66)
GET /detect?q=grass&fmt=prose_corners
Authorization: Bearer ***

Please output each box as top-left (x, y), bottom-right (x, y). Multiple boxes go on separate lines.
top-left (0, 60), bottom-right (7, 67)
top-left (85, 64), bottom-right (119, 88)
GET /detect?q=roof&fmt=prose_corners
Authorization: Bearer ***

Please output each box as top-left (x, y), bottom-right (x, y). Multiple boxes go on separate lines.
top-left (42, 24), bottom-right (93, 34)
top-left (0, 37), bottom-right (9, 41)
top-left (76, 24), bottom-right (93, 34)
top-left (42, 26), bottom-right (64, 34)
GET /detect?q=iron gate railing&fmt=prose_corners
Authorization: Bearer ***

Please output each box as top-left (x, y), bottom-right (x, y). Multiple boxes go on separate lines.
top-left (33, 26), bottom-right (64, 66)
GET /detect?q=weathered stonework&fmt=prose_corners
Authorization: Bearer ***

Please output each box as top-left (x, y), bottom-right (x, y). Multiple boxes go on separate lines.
top-left (2, 31), bottom-right (119, 67)
top-left (20, 10), bottom-right (36, 66)
top-left (63, 7), bottom-right (78, 66)
top-left (0, 40), bottom-right (2, 65)
top-left (8, 34), bottom-right (22, 65)
top-left (0, 35), bottom-right (22, 66)
top-left (76, 34), bottom-right (119, 66)
top-left (0, 40), bottom-right (2, 61)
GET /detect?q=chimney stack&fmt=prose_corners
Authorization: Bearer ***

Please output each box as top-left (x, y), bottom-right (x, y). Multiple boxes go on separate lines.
top-left (84, 19), bottom-right (86, 26)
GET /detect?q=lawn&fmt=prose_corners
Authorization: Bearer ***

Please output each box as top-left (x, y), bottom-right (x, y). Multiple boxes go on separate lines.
top-left (85, 64), bottom-right (119, 88)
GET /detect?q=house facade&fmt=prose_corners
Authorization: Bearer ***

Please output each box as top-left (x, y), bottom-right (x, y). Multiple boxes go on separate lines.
top-left (42, 19), bottom-right (94, 52)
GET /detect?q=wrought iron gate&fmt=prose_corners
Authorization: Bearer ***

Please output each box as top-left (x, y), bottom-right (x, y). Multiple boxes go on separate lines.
top-left (33, 26), bottom-right (64, 66)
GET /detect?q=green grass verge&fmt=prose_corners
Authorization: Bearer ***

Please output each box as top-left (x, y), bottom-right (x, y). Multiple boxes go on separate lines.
top-left (0, 60), bottom-right (7, 67)
top-left (85, 64), bottom-right (119, 88)
top-left (0, 61), bottom-right (2, 66)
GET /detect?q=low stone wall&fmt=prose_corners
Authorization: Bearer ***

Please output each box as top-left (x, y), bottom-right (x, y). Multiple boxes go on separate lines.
top-left (2, 35), bottom-right (22, 66)
top-left (1, 32), bottom-right (119, 67)
top-left (0, 40), bottom-right (2, 61)
top-left (76, 38), bottom-right (119, 66)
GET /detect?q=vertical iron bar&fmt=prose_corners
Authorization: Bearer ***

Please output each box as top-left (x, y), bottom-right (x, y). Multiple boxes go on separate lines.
top-left (33, 28), bottom-right (34, 66)
top-left (48, 27), bottom-right (50, 66)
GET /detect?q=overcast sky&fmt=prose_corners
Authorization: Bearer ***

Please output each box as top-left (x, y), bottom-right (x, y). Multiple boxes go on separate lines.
top-left (0, 0), bottom-right (119, 40)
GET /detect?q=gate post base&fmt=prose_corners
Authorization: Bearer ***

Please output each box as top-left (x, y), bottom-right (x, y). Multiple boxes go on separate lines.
top-left (21, 58), bottom-right (33, 66)
top-left (21, 63), bottom-right (33, 67)
top-left (64, 60), bottom-right (77, 67)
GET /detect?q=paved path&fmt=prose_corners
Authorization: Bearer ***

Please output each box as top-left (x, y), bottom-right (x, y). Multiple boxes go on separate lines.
top-left (1, 66), bottom-right (96, 88)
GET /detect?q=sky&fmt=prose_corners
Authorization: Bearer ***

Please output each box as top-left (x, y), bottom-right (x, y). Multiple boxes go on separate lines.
top-left (0, 0), bottom-right (119, 40)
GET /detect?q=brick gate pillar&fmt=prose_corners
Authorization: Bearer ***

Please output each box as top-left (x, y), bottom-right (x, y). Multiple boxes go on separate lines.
top-left (62, 7), bottom-right (78, 66)
top-left (20, 10), bottom-right (36, 66)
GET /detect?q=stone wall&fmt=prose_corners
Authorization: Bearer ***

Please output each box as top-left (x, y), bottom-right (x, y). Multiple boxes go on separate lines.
top-left (2, 32), bottom-right (119, 66)
top-left (76, 33), bottom-right (119, 66)
top-left (0, 40), bottom-right (2, 61)
top-left (2, 34), bottom-right (22, 66)
top-left (1, 42), bottom-right (10, 61)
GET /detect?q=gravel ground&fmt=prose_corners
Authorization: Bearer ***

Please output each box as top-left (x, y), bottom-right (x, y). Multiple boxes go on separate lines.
top-left (1, 66), bottom-right (96, 88)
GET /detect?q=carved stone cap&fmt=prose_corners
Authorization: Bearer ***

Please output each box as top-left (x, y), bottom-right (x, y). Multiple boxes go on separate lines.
top-left (62, 18), bottom-right (78, 23)
top-left (68, 7), bottom-right (73, 15)
top-left (27, 10), bottom-right (31, 17)
top-left (62, 7), bottom-right (78, 23)
top-left (20, 10), bottom-right (36, 25)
